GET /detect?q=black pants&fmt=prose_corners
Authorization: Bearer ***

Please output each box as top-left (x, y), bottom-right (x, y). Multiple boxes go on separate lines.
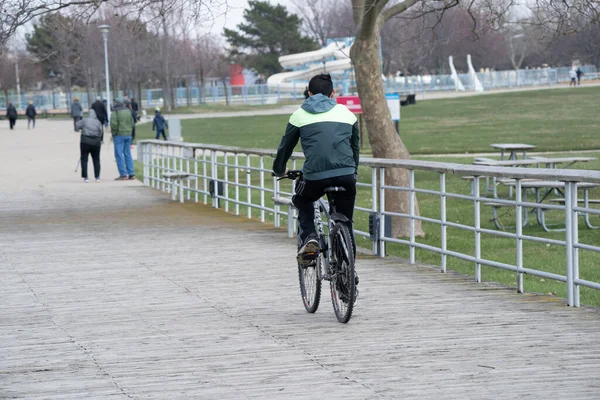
top-left (73, 117), bottom-right (82, 131)
top-left (131, 124), bottom-right (136, 142)
top-left (28, 117), bottom-right (35, 129)
top-left (156, 129), bottom-right (167, 140)
top-left (292, 174), bottom-right (356, 243)
top-left (8, 118), bottom-right (16, 129)
top-left (80, 142), bottom-right (101, 179)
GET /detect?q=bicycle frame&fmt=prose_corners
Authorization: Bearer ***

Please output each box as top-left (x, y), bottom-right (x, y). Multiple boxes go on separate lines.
top-left (314, 196), bottom-right (334, 281)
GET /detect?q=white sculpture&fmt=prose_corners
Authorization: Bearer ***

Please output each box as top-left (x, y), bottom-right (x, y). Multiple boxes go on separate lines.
top-left (449, 56), bottom-right (465, 91)
top-left (467, 54), bottom-right (484, 92)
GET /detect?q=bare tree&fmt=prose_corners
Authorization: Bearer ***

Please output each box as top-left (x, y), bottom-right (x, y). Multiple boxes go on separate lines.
top-left (291, 0), bottom-right (355, 45)
top-left (0, 0), bottom-right (229, 52)
top-left (194, 34), bottom-right (221, 104)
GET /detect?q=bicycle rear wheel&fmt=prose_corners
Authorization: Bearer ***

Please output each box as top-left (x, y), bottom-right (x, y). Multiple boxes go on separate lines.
top-left (298, 253), bottom-right (322, 313)
top-left (329, 222), bottom-right (356, 323)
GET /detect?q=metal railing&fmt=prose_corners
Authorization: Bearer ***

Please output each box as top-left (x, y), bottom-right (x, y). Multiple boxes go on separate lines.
top-left (3, 65), bottom-right (597, 110)
top-left (138, 140), bottom-right (600, 307)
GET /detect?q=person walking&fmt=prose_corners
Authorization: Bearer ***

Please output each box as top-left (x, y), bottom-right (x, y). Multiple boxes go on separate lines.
top-left (576, 67), bottom-right (584, 86)
top-left (6, 102), bottom-right (17, 130)
top-left (569, 69), bottom-right (577, 87)
top-left (71, 97), bottom-right (83, 131)
top-left (123, 98), bottom-right (138, 144)
top-left (26, 102), bottom-right (37, 129)
top-left (130, 97), bottom-right (139, 113)
top-left (91, 96), bottom-right (107, 127)
top-left (76, 109), bottom-right (103, 182)
top-left (152, 108), bottom-right (168, 140)
top-left (110, 98), bottom-right (135, 180)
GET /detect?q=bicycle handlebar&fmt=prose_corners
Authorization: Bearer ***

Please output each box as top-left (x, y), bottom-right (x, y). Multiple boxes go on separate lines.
top-left (273, 170), bottom-right (303, 181)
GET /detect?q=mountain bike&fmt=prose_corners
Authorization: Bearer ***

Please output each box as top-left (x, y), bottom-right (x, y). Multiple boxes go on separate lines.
top-left (277, 170), bottom-right (357, 323)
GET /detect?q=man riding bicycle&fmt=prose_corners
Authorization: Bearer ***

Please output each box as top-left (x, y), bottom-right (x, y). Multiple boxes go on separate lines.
top-left (272, 73), bottom-right (360, 265)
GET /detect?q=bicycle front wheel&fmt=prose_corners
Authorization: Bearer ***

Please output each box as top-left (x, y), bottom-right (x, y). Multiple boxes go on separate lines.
top-left (329, 222), bottom-right (356, 323)
top-left (298, 253), bottom-right (322, 313)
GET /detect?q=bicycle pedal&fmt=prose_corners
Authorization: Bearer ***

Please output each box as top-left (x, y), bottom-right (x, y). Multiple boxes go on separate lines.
top-left (297, 251), bottom-right (319, 265)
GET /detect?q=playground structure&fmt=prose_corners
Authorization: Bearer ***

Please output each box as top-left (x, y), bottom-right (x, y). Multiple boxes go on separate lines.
top-left (267, 37), bottom-right (355, 93)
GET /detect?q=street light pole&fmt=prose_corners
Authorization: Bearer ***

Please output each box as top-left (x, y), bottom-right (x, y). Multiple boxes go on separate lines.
top-left (99, 25), bottom-right (111, 123)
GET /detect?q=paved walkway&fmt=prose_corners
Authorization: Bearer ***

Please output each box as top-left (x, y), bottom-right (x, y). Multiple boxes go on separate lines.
top-left (1, 119), bottom-right (600, 399)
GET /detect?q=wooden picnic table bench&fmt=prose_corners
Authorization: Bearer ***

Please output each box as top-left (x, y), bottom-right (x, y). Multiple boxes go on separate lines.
top-left (490, 143), bottom-right (537, 160)
top-left (162, 172), bottom-right (197, 203)
top-left (473, 157), bottom-right (597, 168)
top-left (489, 180), bottom-right (600, 231)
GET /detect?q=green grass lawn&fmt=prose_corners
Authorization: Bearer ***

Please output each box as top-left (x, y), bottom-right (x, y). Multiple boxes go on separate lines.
top-left (136, 86), bottom-right (600, 155)
top-left (134, 86), bottom-right (600, 306)
top-left (156, 102), bottom-right (298, 114)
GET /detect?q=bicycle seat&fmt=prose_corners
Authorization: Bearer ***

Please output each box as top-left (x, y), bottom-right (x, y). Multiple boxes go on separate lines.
top-left (324, 186), bottom-right (346, 193)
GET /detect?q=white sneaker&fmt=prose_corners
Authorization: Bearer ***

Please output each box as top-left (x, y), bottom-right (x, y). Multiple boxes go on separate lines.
top-left (83, 178), bottom-right (89, 183)
top-left (96, 178), bottom-right (100, 182)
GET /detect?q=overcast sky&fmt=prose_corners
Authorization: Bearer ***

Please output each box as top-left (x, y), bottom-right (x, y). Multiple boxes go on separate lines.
top-left (207, 0), bottom-right (293, 35)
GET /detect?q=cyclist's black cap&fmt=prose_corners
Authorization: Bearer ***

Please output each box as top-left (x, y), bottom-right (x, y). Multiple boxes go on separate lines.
top-left (308, 74), bottom-right (333, 97)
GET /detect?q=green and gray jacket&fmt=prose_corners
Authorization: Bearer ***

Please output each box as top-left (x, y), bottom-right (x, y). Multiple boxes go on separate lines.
top-left (110, 102), bottom-right (134, 136)
top-left (273, 94), bottom-right (359, 180)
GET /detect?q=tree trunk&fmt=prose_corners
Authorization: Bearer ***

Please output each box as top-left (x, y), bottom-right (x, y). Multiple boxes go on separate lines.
top-left (86, 67), bottom-right (93, 110)
top-left (350, 33), bottom-right (424, 238)
top-left (161, 19), bottom-right (173, 112)
top-left (199, 69), bottom-right (205, 104)
top-left (64, 68), bottom-right (73, 112)
top-left (221, 78), bottom-right (229, 106)
top-left (137, 81), bottom-right (142, 109)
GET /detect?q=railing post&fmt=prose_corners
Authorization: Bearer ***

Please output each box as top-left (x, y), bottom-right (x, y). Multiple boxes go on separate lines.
top-left (274, 172), bottom-right (280, 228)
top-left (515, 179), bottom-right (524, 292)
top-left (565, 181), bottom-right (575, 306)
top-left (259, 156), bottom-right (265, 222)
top-left (246, 155), bottom-right (252, 219)
top-left (211, 150), bottom-right (217, 208)
top-left (473, 176), bottom-right (481, 282)
top-left (143, 143), bottom-right (149, 186)
top-left (194, 152), bottom-right (199, 203)
top-left (160, 145), bottom-right (166, 192)
top-left (224, 152), bottom-right (229, 212)
top-left (371, 167), bottom-right (378, 256)
top-left (440, 172), bottom-right (447, 273)
top-left (235, 153), bottom-right (240, 216)
top-left (202, 150), bottom-right (208, 204)
top-left (570, 182), bottom-right (580, 307)
top-left (186, 149), bottom-right (191, 201)
top-left (409, 169), bottom-right (416, 264)
top-left (378, 167), bottom-right (386, 258)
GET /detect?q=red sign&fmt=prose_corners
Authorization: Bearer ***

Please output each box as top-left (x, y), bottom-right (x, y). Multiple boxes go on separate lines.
top-left (336, 96), bottom-right (362, 114)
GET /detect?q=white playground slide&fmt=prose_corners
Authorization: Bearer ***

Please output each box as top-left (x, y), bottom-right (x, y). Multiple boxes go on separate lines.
top-left (267, 42), bottom-right (352, 91)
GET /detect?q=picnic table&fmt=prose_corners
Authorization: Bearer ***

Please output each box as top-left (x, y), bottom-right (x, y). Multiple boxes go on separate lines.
top-left (472, 156), bottom-right (597, 198)
top-left (473, 156), bottom-right (597, 168)
top-left (491, 180), bottom-right (600, 232)
top-left (490, 143), bottom-right (537, 160)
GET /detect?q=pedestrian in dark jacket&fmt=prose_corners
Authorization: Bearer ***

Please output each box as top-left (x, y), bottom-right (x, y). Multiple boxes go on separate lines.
top-left (152, 108), bottom-right (168, 140)
top-left (273, 74), bottom-right (360, 264)
top-left (71, 97), bottom-right (83, 131)
top-left (6, 102), bottom-right (17, 130)
top-left (130, 98), bottom-right (139, 113)
top-left (124, 98), bottom-right (138, 142)
top-left (576, 67), bottom-right (584, 86)
top-left (76, 109), bottom-right (103, 182)
top-left (91, 96), bottom-right (107, 126)
top-left (26, 102), bottom-right (36, 129)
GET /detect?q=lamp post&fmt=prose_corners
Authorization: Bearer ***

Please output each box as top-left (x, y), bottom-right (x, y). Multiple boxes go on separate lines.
top-left (99, 24), bottom-right (111, 123)
top-left (49, 70), bottom-right (56, 109)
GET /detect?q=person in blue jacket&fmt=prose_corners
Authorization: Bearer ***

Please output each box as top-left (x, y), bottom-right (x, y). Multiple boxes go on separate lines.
top-left (152, 108), bottom-right (168, 140)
